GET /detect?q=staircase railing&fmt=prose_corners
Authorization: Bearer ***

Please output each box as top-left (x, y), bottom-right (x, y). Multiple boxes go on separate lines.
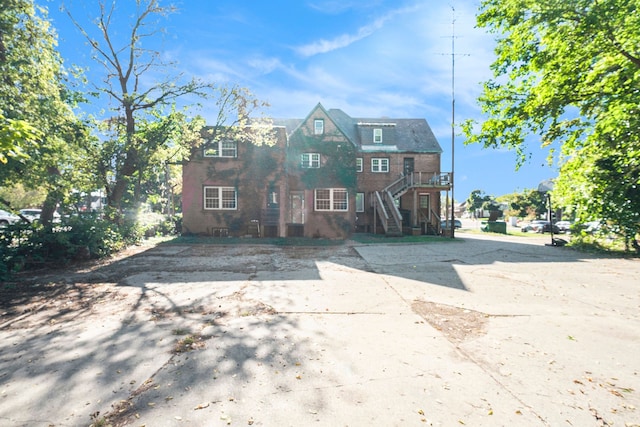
top-left (383, 190), bottom-right (403, 232)
top-left (384, 175), bottom-right (410, 197)
top-left (384, 172), bottom-right (452, 198)
top-left (431, 208), bottom-right (442, 234)
top-left (373, 191), bottom-right (390, 234)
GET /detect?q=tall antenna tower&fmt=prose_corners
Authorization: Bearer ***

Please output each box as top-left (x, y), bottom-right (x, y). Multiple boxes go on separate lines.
top-left (450, 7), bottom-right (456, 238)
top-left (446, 6), bottom-right (469, 238)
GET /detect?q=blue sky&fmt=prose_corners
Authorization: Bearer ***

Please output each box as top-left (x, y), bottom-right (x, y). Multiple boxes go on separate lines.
top-left (46, 0), bottom-right (557, 201)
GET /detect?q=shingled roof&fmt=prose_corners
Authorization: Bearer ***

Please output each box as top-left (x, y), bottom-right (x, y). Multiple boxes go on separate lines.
top-left (274, 104), bottom-right (443, 154)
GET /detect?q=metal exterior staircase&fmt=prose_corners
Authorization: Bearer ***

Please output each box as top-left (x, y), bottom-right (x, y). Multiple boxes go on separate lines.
top-left (374, 172), bottom-right (451, 236)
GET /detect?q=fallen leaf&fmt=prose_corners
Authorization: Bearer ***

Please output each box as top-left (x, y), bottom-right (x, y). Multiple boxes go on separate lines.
top-left (418, 409), bottom-right (425, 415)
top-left (515, 410), bottom-right (522, 415)
top-left (194, 402), bottom-right (210, 410)
top-left (147, 402), bottom-right (155, 407)
top-left (488, 409), bottom-right (493, 415)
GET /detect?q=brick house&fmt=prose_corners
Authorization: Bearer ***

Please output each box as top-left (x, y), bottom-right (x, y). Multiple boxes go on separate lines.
top-left (182, 103), bottom-right (450, 239)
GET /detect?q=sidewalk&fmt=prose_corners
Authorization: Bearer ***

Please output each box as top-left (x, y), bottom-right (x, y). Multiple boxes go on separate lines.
top-left (1, 233), bottom-right (638, 426)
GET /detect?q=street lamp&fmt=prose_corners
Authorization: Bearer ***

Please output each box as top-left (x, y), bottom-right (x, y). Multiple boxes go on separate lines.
top-left (537, 179), bottom-right (566, 247)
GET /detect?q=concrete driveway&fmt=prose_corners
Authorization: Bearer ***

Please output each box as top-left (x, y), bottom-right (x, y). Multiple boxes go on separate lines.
top-left (1, 232), bottom-right (639, 426)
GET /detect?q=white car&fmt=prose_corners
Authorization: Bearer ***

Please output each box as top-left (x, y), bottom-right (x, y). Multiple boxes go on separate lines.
top-left (0, 209), bottom-right (20, 226)
top-left (19, 208), bottom-right (61, 223)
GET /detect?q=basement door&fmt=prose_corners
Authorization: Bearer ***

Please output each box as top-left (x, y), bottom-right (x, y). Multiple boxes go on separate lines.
top-left (290, 191), bottom-right (305, 224)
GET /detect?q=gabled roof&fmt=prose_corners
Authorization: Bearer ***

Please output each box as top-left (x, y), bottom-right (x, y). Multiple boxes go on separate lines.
top-left (273, 103), bottom-right (443, 154)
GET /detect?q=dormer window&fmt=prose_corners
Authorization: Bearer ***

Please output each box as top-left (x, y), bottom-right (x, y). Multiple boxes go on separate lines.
top-left (373, 128), bottom-right (383, 143)
top-left (314, 119), bottom-right (324, 135)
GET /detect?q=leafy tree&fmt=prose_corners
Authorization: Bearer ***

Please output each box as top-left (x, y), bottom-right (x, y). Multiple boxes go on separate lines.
top-left (503, 189), bottom-right (546, 219)
top-left (0, 0), bottom-right (89, 224)
top-left (463, 0), bottom-right (640, 249)
top-left (466, 189), bottom-right (491, 212)
top-left (64, 1), bottom-right (273, 215)
top-left (0, 183), bottom-right (46, 209)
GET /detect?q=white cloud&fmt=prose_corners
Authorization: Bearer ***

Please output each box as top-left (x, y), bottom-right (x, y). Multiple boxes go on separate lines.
top-left (306, 0), bottom-right (384, 14)
top-left (294, 20), bottom-right (385, 57)
top-left (246, 57), bottom-right (283, 75)
top-left (294, 5), bottom-right (418, 57)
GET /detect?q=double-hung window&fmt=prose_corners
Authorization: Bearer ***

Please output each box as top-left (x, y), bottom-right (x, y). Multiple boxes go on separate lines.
top-left (371, 158), bottom-right (389, 173)
top-left (314, 119), bottom-right (324, 135)
top-left (204, 186), bottom-right (237, 210)
top-left (373, 128), bottom-right (383, 143)
top-left (356, 157), bottom-right (363, 172)
top-left (301, 153), bottom-right (320, 168)
top-left (204, 140), bottom-right (237, 158)
top-left (315, 188), bottom-right (348, 211)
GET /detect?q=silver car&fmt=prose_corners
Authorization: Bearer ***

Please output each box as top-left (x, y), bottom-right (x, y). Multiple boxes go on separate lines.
top-left (0, 209), bottom-right (20, 226)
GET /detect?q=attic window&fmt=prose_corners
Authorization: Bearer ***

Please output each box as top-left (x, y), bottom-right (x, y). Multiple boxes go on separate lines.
top-left (373, 128), bottom-right (383, 143)
top-left (314, 119), bottom-right (324, 135)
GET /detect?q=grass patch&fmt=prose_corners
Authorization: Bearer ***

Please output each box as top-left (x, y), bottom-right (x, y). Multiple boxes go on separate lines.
top-left (166, 233), bottom-right (465, 246)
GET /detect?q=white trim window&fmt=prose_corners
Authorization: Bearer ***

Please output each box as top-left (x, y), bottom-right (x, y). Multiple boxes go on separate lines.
top-left (204, 186), bottom-right (237, 210)
top-left (315, 188), bottom-right (348, 211)
top-left (371, 158), bottom-right (389, 173)
top-left (356, 157), bottom-right (363, 172)
top-left (373, 128), bottom-right (383, 143)
top-left (356, 192), bottom-right (365, 212)
top-left (314, 119), bottom-right (324, 135)
top-left (204, 140), bottom-right (237, 158)
top-left (301, 153), bottom-right (320, 168)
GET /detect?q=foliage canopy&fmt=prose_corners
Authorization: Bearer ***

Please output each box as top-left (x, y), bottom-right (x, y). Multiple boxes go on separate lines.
top-left (463, 0), bottom-right (640, 249)
top-left (1, 0), bottom-right (90, 223)
top-left (63, 0), bottom-right (273, 213)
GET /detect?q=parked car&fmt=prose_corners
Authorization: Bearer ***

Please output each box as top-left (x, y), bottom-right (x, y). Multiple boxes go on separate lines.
top-left (19, 208), bottom-right (61, 223)
top-left (555, 220), bottom-right (572, 233)
top-left (521, 220), bottom-right (545, 232)
top-left (521, 220), bottom-right (560, 234)
top-left (441, 219), bottom-right (462, 230)
top-left (583, 220), bottom-right (602, 234)
top-left (0, 209), bottom-right (20, 226)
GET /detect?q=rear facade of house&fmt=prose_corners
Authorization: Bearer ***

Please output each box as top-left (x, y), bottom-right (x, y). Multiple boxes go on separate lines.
top-left (182, 103), bottom-right (451, 239)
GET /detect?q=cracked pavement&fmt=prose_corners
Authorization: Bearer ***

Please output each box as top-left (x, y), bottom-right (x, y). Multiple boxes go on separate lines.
top-left (1, 233), bottom-right (639, 426)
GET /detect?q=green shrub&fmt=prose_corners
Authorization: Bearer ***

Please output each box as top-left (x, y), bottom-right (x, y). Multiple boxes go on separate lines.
top-left (0, 215), bottom-right (145, 279)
